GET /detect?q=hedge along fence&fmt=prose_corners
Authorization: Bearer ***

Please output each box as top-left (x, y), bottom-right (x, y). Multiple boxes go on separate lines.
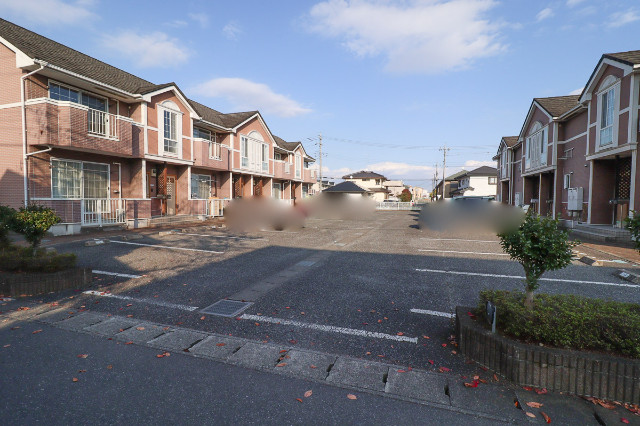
top-left (456, 307), bottom-right (640, 404)
top-left (0, 268), bottom-right (92, 297)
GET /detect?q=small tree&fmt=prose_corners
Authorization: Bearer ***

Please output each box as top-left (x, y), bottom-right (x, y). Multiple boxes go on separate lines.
top-left (498, 211), bottom-right (578, 308)
top-left (12, 205), bottom-right (61, 251)
top-left (399, 188), bottom-right (412, 202)
top-left (0, 206), bottom-right (16, 249)
top-left (625, 211), bottom-right (640, 251)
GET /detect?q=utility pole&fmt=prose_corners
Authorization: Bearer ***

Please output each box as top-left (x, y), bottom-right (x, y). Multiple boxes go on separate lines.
top-left (434, 163), bottom-right (438, 200)
top-left (318, 133), bottom-right (323, 189)
top-left (439, 146), bottom-right (450, 199)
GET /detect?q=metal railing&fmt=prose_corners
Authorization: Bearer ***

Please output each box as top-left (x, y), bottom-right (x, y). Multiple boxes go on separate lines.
top-left (375, 201), bottom-right (422, 211)
top-left (87, 108), bottom-right (119, 139)
top-left (208, 198), bottom-right (230, 217)
top-left (82, 198), bottom-right (126, 226)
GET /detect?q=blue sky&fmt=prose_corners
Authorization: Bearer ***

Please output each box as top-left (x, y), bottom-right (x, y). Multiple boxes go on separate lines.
top-left (2, 0), bottom-right (640, 189)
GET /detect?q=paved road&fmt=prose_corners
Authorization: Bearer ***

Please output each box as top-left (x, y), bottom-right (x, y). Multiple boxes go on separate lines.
top-left (4, 211), bottom-right (639, 424)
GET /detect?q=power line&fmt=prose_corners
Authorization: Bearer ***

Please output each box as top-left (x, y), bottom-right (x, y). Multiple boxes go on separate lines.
top-left (321, 135), bottom-right (495, 150)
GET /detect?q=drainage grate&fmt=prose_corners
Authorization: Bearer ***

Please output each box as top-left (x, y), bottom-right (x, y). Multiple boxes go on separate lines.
top-left (201, 300), bottom-right (253, 317)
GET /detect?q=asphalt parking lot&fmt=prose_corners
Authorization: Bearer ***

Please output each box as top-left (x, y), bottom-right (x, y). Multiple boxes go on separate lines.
top-left (37, 211), bottom-right (640, 375)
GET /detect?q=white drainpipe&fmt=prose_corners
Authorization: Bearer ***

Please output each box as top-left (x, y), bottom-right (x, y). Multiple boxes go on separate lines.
top-left (21, 63), bottom-right (46, 207)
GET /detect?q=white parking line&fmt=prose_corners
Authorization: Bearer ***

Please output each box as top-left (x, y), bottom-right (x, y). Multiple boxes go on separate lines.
top-left (420, 238), bottom-right (499, 243)
top-left (92, 270), bottom-right (142, 279)
top-left (410, 309), bottom-right (455, 318)
top-left (418, 249), bottom-right (509, 256)
top-left (171, 232), bottom-right (263, 240)
top-left (239, 314), bottom-right (418, 344)
top-left (83, 290), bottom-right (199, 311)
top-left (111, 240), bottom-right (224, 254)
top-left (415, 268), bottom-right (640, 288)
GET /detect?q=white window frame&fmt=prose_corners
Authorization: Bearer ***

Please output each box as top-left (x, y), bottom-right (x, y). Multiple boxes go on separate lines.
top-left (240, 132), bottom-right (269, 173)
top-left (48, 80), bottom-right (109, 112)
top-left (272, 182), bottom-right (282, 199)
top-left (190, 173), bottom-right (212, 199)
top-left (596, 75), bottom-right (620, 150)
top-left (295, 153), bottom-right (302, 179)
top-left (51, 158), bottom-right (110, 200)
top-left (488, 176), bottom-right (497, 185)
top-left (563, 173), bottom-right (571, 189)
top-left (525, 122), bottom-right (547, 170)
top-left (158, 101), bottom-right (183, 158)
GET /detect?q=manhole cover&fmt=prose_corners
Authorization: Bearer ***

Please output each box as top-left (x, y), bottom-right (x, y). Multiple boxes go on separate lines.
top-left (201, 300), bottom-right (253, 317)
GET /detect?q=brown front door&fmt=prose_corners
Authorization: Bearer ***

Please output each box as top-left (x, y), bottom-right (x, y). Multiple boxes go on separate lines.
top-left (166, 176), bottom-right (176, 215)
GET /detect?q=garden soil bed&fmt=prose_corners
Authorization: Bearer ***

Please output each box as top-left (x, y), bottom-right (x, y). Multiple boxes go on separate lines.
top-left (0, 268), bottom-right (92, 297)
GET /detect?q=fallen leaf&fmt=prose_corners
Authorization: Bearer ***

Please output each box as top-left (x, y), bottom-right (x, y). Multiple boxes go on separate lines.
top-left (428, 360), bottom-right (435, 365)
top-left (526, 402), bottom-right (543, 408)
top-left (296, 398), bottom-right (303, 403)
top-left (300, 312), bottom-right (305, 315)
top-left (126, 304), bottom-right (132, 307)
top-left (107, 365), bottom-right (113, 369)
top-left (397, 369), bottom-right (406, 373)
top-left (377, 319), bottom-right (382, 323)
top-left (3, 344), bottom-right (10, 348)
top-left (464, 381), bottom-right (479, 388)
top-left (126, 315), bottom-right (133, 318)
top-left (32, 330), bottom-right (42, 334)
top-left (541, 411), bottom-right (551, 423)
top-left (279, 350), bottom-right (287, 353)
top-left (621, 418), bottom-right (630, 424)
top-left (397, 332), bottom-right (404, 336)
top-left (78, 369), bottom-right (86, 373)
top-left (254, 322), bottom-right (260, 326)
top-left (125, 341), bottom-right (133, 345)
top-left (451, 350), bottom-right (457, 355)
top-left (17, 306), bottom-right (30, 311)
top-left (276, 362), bottom-right (287, 367)
top-left (77, 354), bottom-right (88, 358)
top-left (347, 394), bottom-right (357, 400)
top-left (522, 386), bottom-right (534, 391)
top-left (216, 343), bottom-right (226, 347)
top-left (156, 351), bottom-right (170, 358)
top-left (525, 412), bottom-right (536, 418)
top-left (365, 352), bottom-right (371, 355)
top-left (493, 374), bottom-right (499, 382)
top-left (72, 377), bottom-right (79, 382)
top-left (304, 390), bottom-right (312, 398)
top-left (535, 388), bottom-right (548, 395)
top-left (441, 343), bottom-right (447, 347)
top-left (289, 340), bottom-right (297, 344)
top-left (310, 365), bottom-right (317, 369)
top-left (439, 367), bottom-right (451, 373)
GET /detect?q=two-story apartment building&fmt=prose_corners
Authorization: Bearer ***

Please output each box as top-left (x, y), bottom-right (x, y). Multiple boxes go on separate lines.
top-left (0, 18), bottom-right (315, 233)
top-left (496, 50), bottom-right (640, 231)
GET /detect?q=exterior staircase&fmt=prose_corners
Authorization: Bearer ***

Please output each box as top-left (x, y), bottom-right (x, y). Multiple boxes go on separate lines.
top-left (563, 222), bottom-right (632, 243)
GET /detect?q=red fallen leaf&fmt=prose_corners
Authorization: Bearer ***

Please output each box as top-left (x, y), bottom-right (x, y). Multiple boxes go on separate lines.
top-left (77, 354), bottom-right (88, 358)
top-left (32, 330), bottom-right (42, 334)
top-left (439, 367), bottom-right (451, 373)
top-left (464, 381), bottom-right (479, 388)
top-left (296, 398), bottom-right (303, 403)
top-left (397, 332), bottom-right (404, 336)
top-left (428, 360), bottom-right (435, 365)
top-left (441, 343), bottom-right (447, 347)
top-left (300, 312), bottom-right (305, 315)
top-left (126, 304), bottom-right (132, 307)
top-left (540, 411), bottom-right (551, 423)
top-left (347, 394), bottom-right (357, 400)
top-left (276, 362), bottom-right (287, 367)
top-left (451, 350), bottom-right (457, 355)
top-left (397, 369), bottom-right (406, 373)
top-left (176, 322), bottom-right (183, 325)
top-left (479, 366), bottom-right (488, 371)
top-left (163, 327), bottom-right (170, 330)
top-left (493, 374), bottom-right (499, 382)
top-left (254, 322), bottom-right (260, 326)
top-left (310, 365), bottom-right (317, 369)
top-left (125, 341), bottom-right (133, 345)
top-left (126, 315), bottom-right (133, 318)
top-left (72, 377), bottom-right (78, 382)
top-left (235, 317), bottom-right (242, 321)
top-left (285, 307), bottom-right (290, 309)
top-left (279, 350), bottom-right (287, 353)
top-left (3, 344), bottom-right (10, 348)
top-left (467, 311), bottom-right (476, 318)
top-left (17, 306), bottom-right (30, 311)
top-left (526, 402), bottom-right (543, 408)
top-left (478, 378), bottom-right (488, 384)
top-left (365, 351), bottom-right (371, 355)
top-left (522, 386), bottom-right (534, 391)
top-left (200, 316), bottom-right (205, 320)
top-left (289, 340), bottom-right (297, 344)
top-left (377, 355), bottom-right (385, 358)
top-left (362, 322), bottom-right (369, 325)
top-left (535, 388), bottom-right (548, 395)
top-left (621, 418), bottom-right (630, 424)
top-left (304, 390), bottom-right (312, 398)
top-left (216, 343), bottom-right (226, 347)
top-left (136, 327), bottom-right (145, 331)
top-left (107, 365), bottom-right (113, 369)
top-left (423, 335), bottom-right (430, 339)
top-left (525, 412), bottom-right (536, 418)
top-left (377, 320), bottom-right (382, 323)
top-left (156, 351), bottom-right (170, 358)
top-left (384, 317), bottom-right (388, 320)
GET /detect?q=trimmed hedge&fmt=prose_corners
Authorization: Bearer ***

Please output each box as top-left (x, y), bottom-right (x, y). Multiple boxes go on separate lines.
top-left (477, 290), bottom-right (640, 358)
top-left (0, 246), bottom-right (76, 273)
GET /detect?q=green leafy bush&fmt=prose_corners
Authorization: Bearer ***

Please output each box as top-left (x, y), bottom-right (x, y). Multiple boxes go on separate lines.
top-left (0, 246), bottom-right (76, 273)
top-left (498, 212), bottom-right (578, 307)
top-left (625, 211), bottom-right (640, 250)
top-left (478, 290), bottom-right (640, 358)
top-left (12, 205), bottom-right (61, 249)
top-left (0, 205), bottom-right (16, 248)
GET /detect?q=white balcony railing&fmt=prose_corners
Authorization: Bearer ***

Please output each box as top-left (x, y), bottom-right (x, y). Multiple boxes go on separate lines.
top-left (285, 162), bottom-right (291, 174)
top-left (208, 198), bottom-right (230, 217)
top-left (82, 198), bottom-right (126, 226)
top-left (87, 109), bottom-right (118, 140)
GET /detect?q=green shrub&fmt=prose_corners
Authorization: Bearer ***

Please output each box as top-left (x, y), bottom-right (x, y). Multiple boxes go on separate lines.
top-left (0, 246), bottom-right (76, 273)
top-left (399, 189), bottom-right (412, 202)
top-left (625, 211), bottom-right (640, 250)
top-left (12, 205), bottom-right (61, 249)
top-left (0, 205), bottom-right (16, 248)
top-left (478, 290), bottom-right (640, 358)
top-left (498, 211), bottom-right (578, 307)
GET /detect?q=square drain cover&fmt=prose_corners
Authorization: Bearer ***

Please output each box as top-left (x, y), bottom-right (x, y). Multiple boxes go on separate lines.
top-left (201, 300), bottom-right (252, 317)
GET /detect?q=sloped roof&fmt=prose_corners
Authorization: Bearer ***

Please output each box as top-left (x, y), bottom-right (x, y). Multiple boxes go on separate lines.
top-left (0, 18), bottom-right (152, 94)
top-left (465, 166), bottom-right (497, 177)
top-left (444, 170), bottom-right (468, 181)
top-left (273, 135), bottom-right (301, 151)
top-left (342, 170), bottom-right (387, 180)
top-left (605, 50), bottom-right (640, 65)
top-left (323, 181), bottom-right (369, 193)
top-left (502, 136), bottom-right (519, 147)
top-left (534, 95), bottom-right (580, 117)
top-left (190, 99), bottom-right (257, 129)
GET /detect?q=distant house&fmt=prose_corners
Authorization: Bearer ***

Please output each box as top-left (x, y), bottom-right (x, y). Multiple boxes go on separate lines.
top-left (383, 180), bottom-right (405, 198)
top-left (322, 181), bottom-right (369, 198)
top-left (342, 171), bottom-right (390, 202)
top-left (450, 166), bottom-right (498, 197)
top-left (434, 170), bottom-right (468, 199)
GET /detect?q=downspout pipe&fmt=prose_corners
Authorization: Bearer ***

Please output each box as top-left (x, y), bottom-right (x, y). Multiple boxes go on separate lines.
top-left (21, 63), bottom-right (46, 207)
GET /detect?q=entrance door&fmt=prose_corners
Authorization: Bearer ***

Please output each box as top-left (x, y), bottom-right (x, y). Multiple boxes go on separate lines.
top-left (167, 176), bottom-right (176, 215)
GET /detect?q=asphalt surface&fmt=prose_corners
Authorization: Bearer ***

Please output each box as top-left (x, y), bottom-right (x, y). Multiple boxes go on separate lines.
top-left (3, 211), bottom-right (640, 424)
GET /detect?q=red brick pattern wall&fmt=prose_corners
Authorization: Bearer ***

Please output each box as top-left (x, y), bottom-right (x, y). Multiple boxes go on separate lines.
top-left (0, 108), bottom-right (25, 208)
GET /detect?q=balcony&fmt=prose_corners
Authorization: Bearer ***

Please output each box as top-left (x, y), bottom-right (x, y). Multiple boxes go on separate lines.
top-left (26, 100), bottom-right (139, 157)
top-left (273, 160), bottom-right (292, 179)
top-left (302, 168), bottom-right (316, 183)
top-left (193, 139), bottom-right (230, 170)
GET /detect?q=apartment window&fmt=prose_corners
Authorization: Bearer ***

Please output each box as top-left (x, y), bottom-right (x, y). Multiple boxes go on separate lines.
top-left (563, 173), bottom-right (571, 189)
top-left (163, 110), bottom-right (178, 154)
top-left (525, 122), bottom-right (546, 169)
top-left (191, 174), bottom-right (211, 199)
top-left (295, 153), bottom-right (302, 178)
top-left (241, 136), bottom-right (249, 168)
top-left (275, 153), bottom-right (282, 161)
top-left (599, 87), bottom-right (615, 147)
top-left (302, 184), bottom-right (309, 198)
top-left (262, 144), bottom-right (269, 172)
top-left (272, 182), bottom-right (282, 199)
top-left (50, 83), bottom-right (79, 103)
top-left (194, 127), bottom-right (212, 141)
top-left (51, 159), bottom-right (109, 199)
top-left (209, 141), bottom-right (221, 160)
top-left (488, 177), bottom-right (497, 185)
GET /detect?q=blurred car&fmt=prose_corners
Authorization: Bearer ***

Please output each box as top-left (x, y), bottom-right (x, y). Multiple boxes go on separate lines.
top-left (418, 196), bottom-right (522, 232)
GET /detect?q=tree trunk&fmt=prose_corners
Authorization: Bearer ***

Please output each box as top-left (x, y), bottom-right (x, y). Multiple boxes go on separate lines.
top-left (524, 290), bottom-right (534, 309)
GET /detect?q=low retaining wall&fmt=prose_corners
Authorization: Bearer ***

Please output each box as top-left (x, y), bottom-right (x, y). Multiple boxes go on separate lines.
top-left (456, 306), bottom-right (640, 404)
top-left (0, 268), bottom-right (92, 297)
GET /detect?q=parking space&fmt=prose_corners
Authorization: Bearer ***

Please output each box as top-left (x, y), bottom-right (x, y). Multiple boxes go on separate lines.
top-left (43, 211), bottom-right (639, 375)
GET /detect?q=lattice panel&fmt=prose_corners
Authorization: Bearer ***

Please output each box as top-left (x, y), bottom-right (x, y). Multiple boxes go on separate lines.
top-left (616, 157), bottom-right (631, 200)
top-left (156, 165), bottom-right (167, 196)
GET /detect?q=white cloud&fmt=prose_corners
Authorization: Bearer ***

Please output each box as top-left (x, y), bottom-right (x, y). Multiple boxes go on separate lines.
top-left (189, 13), bottom-right (209, 28)
top-left (193, 78), bottom-right (312, 118)
top-left (463, 159), bottom-right (496, 168)
top-left (569, 87), bottom-right (584, 95)
top-left (223, 21), bottom-right (243, 40)
top-left (167, 20), bottom-right (188, 28)
top-left (566, 0), bottom-right (586, 7)
top-left (536, 7), bottom-right (554, 21)
top-left (0, 0), bottom-right (95, 24)
top-left (608, 9), bottom-right (640, 28)
top-left (305, 0), bottom-right (506, 74)
top-left (100, 31), bottom-right (191, 68)
top-left (364, 162), bottom-right (435, 180)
